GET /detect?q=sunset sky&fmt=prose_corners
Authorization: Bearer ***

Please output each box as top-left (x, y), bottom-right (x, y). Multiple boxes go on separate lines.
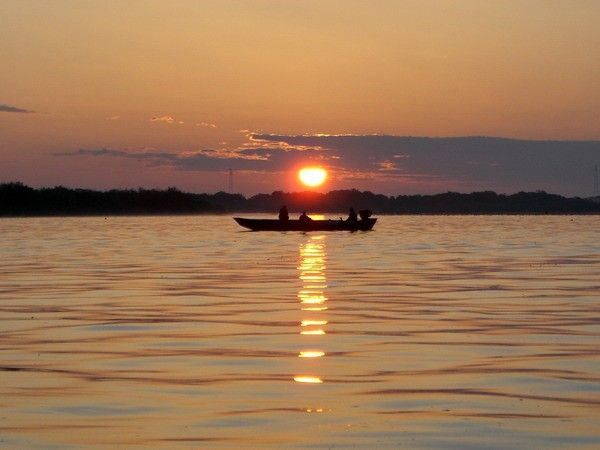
top-left (1, 1), bottom-right (599, 195)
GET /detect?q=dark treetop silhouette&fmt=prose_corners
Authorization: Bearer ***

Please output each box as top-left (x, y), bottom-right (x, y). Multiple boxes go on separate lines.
top-left (1, 182), bottom-right (599, 216)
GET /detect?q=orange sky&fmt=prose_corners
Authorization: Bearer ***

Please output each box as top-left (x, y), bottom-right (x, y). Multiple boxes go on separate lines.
top-left (1, 1), bottom-right (599, 194)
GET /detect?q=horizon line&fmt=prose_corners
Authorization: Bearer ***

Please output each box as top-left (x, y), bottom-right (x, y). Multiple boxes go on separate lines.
top-left (2, 181), bottom-right (598, 200)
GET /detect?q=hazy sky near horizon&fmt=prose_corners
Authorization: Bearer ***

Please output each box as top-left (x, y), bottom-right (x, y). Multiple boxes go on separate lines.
top-left (1, 1), bottom-right (599, 195)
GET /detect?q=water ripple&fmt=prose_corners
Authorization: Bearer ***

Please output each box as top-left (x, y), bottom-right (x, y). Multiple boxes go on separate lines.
top-left (0, 215), bottom-right (598, 448)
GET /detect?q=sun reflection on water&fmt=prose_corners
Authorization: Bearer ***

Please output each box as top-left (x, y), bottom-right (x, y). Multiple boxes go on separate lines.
top-left (293, 376), bottom-right (323, 384)
top-left (301, 320), bottom-right (328, 327)
top-left (295, 235), bottom-right (328, 385)
top-left (300, 329), bottom-right (326, 335)
top-left (299, 351), bottom-right (325, 358)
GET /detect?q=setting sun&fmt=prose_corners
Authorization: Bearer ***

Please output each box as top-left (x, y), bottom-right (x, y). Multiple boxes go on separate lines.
top-left (299, 167), bottom-right (327, 187)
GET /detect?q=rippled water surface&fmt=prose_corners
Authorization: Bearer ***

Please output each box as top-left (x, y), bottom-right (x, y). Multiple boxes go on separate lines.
top-left (1, 215), bottom-right (599, 449)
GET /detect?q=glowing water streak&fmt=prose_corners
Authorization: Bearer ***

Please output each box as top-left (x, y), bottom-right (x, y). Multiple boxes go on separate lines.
top-left (301, 320), bottom-right (328, 327)
top-left (299, 351), bottom-right (325, 358)
top-left (301, 329), bottom-right (326, 335)
top-left (295, 235), bottom-right (329, 384)
top-left (294, 376), bottom-right (323, 384)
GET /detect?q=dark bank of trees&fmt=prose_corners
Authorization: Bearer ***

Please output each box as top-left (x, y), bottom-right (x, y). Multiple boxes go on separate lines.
top-left (0, 182), bottom-right (213, 215)
top-left (1, 182), bottom-right (599, 216)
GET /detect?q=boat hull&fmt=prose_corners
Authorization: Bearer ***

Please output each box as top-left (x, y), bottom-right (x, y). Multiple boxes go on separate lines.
top-left (234, 217), bottom-right (377, 231)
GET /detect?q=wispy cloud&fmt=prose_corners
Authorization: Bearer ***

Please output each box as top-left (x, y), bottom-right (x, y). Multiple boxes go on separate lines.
top-left (196, 122), bottom-right (217, 128)
top-left (377, 160), bottom-right (398, 171)
top-left (0, 103), bottom-right (34, 113)
top-left (245, 134), bottom-right (324, 152)
top-left (55, 147), bottom-right (272, 171)
top-left (106, 115), bottom-right (121, 120)
top-left (150, 115), bottom-right (175, 124)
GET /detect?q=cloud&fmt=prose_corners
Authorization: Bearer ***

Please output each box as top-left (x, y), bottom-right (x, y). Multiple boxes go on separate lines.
top-left (196, 122), bottom-right (217, 128)
top-left (377, 160), bottom-right (398, 171)
top-left (150, 115), bottom-right (175, 123)
top-left (55, 147), bottom-right (274, 171)
top-left (244, 134), bottom-right (324, 152)
top-left (248, 134), bottom-right (600, 194)
top-left (0, 103), bottom-right (34, 113)
top-left (106, 115), bottom-right (121, 120)
top-left (54, 134), bottom-right (600, 195)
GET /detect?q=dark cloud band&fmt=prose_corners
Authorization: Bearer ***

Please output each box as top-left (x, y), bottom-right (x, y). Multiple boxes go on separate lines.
top-left (55, 134), bottom-right (600, 195)
top-left (0, 103), bottom-right (34, 113)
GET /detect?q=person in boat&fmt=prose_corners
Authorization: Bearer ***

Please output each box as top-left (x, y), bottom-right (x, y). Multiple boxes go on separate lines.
top-left (347, 207), bottom-right (358, 222)
top-left (278, 205), bottom-right (289, 221)
top-left (299, 211), bottom-right (313, 223)
top-left (359, 209), bottom-right (372, 220)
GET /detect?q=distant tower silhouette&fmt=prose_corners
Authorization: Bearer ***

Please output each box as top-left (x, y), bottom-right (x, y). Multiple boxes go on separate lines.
top-left (595, 164), bottom-right (599, 196)
top-left (228, 168), bottom-right (234, 193)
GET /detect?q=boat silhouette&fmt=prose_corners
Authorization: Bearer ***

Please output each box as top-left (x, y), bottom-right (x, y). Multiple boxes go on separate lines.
top-left (234, 217), bottom-right (377, 231)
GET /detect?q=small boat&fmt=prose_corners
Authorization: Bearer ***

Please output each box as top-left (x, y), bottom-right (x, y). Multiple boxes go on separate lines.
top-left (234, 217), bottom-right (377, 231)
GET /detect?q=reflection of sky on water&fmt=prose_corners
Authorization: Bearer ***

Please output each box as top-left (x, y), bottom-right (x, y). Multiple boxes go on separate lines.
top-left (1, 215), bottom-right (599, 448)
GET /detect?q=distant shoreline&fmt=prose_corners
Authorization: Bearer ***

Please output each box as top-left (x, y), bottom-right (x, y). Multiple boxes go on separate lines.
top-left (2, 182), bottom-right (599, 217)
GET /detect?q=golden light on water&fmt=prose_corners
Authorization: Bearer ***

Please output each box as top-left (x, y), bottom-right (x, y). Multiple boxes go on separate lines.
top-left (299, 351), bottom-right (325, 358)
top-left (301, 329), bottom-right (326, 335)
top-left (295, 235), bottom-right (328, 386)
top-left (300, 275), bottom-right (325, 281)
top-left (300, 298), bottom-right (327, 305)
top-left (4, 204), bottom-right (598, 447)
top-left (294, 376), bottom-right (323, 384)
top-left (301, 320), bottom-right (328, 327)
top-left (298, 294), bottom-right (328, 304)
top-left (298, 167), bottom-right (327, 187)
top-left (298, 289), bottom-right (327, 296)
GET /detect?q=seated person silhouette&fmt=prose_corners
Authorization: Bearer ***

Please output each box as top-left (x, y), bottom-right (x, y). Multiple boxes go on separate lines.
top-left (347, 207), bottom-right (358, 222)
top-left (299, 211), bottom-right (312, 223)
top-left (359, 209), bottom-right (372, 220)
top-left (279, 205), bottom-right (289, 221)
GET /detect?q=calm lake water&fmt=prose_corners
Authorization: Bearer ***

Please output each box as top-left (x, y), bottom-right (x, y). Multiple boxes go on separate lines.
top-left (1, 215), bottom-right (599, 449)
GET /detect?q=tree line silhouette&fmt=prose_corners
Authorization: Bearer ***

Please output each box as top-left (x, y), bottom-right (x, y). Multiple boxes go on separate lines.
top-left (1, 182), bottom-right (599, 216)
